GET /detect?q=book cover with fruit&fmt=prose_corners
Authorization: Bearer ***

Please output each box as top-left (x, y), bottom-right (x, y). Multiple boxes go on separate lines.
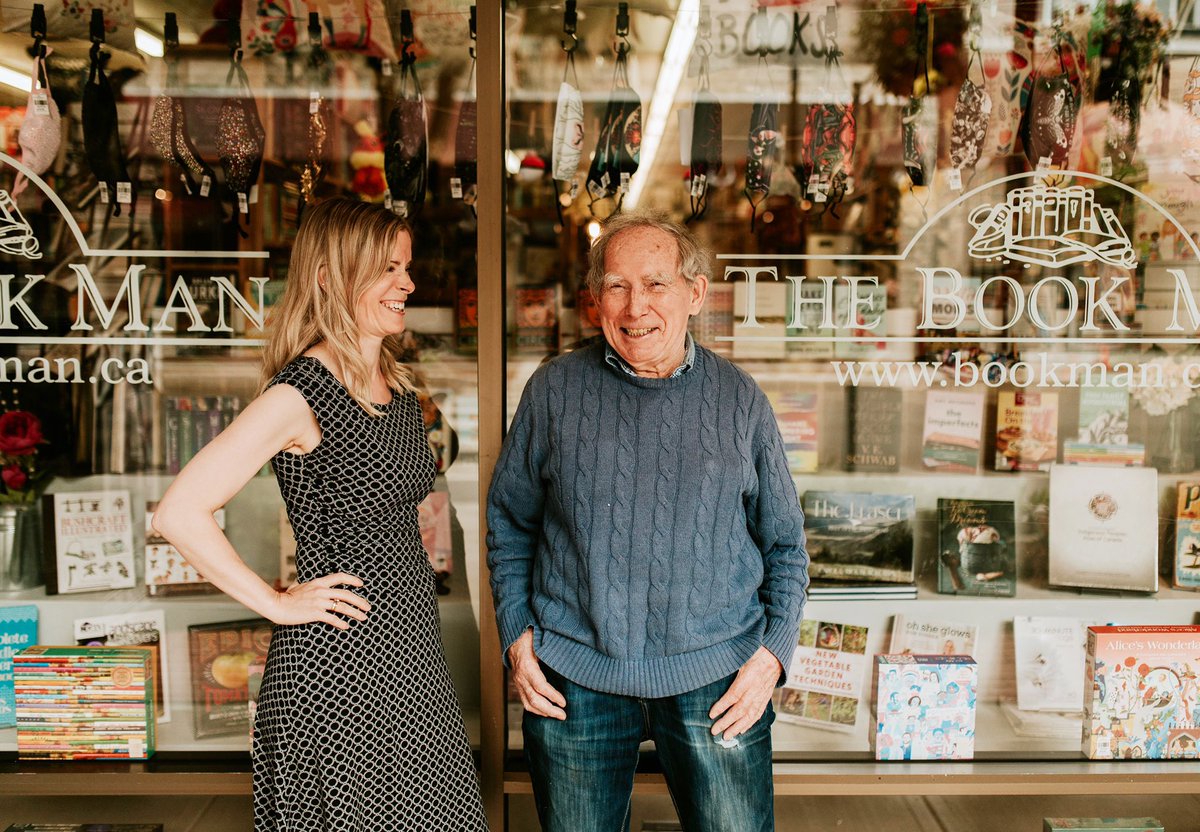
top-left (995, 391), bottom-right (1058, 471)
top-left (936, 498), bottom-right (1016, 596)
top-left (187, 619), bottom-right (273, 739)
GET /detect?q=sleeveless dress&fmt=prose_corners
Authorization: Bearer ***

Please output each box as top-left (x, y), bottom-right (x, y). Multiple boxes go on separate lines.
top-left (252, 356), bottom-right (488, 832)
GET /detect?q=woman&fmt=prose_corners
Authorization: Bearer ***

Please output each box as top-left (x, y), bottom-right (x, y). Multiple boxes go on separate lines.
top-left (153, 199), bottom-right (488, 832)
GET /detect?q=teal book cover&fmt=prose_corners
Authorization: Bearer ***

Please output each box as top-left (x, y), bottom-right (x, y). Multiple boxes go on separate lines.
top-left (0, 604), bottom-right (38, 728)
top-left (936, 499), bottom-right (1017, 597)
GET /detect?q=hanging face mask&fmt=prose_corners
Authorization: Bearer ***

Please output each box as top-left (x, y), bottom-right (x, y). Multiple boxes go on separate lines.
top-left (744, 99), bottom-right (778, 228)
top-left (217, 47), bottom-right (266, 233)
top-left (384, 57), bottom-right (428, 218)
top-left (552, 81), bottom-right (584, 183)
top-left (1105, 76), bottom-right (1139, 171)
top-left (982, 19), bottom-right (1033, 158)
top-left (301, 19), bottom-right (331, 208)
top-left (149, 22), bottom-right (215, 199)
top-left (949, 18), bottom-right (991, 190)
top-left (452, 27), bottom-right (478, 207)
top-left (801, 104), bottom-right (855, 207)
top-left (83, 41), bottom-right (133, 217)
top-left (902, 3), bottom-right (936, 190)
top-left (586, 46), bottom-right (641, 214)
top-left (688, 89), bottom-right (723, 221)
top-left (1025, 54), bottom-right (1080, 170)
top-left (13, 47), bottom-right (60, 198)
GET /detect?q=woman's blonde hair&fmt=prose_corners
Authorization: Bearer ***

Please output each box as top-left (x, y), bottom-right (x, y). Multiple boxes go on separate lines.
top-left (259, 198), bottom-right (418, 414)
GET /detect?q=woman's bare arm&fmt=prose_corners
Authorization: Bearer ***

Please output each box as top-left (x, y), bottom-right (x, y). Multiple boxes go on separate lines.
top-left (152, 384), bottom-right (370, 629)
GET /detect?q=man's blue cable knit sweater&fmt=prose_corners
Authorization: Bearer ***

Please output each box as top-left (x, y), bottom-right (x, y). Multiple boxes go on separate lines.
top-left (487, 340), bottom-right (809, 698)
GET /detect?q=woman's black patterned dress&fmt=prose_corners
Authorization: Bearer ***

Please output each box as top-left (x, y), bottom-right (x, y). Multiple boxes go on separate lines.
top-left (252, 356), bottom-right (487, 832)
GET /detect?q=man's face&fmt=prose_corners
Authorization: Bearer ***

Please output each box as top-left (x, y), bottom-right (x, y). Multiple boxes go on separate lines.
top-left (595, 226), bottom-right (707, 378)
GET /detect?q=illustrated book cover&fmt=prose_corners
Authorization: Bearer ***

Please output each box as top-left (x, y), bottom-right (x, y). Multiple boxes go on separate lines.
top-left (41, 490), bottom-right (135, 595)
top-left (1173, 482), bottom-right (1200, 590)
top-left (769, 390), bottom-right (819, 474)
top-left (936, 498), bottom-right (1017, 597)
top-left (874, 654), bottom-right (977, 760)
top-left (144, 501), bottom-right (225, 596)
top-left (1083, 625), bottom-right (1200, 760)
top-left (1062, 385), bottom-right (1144, 466)
top-left (777, 619), bottom-right (870, 732)
top-left (802, 491), bottom-right (915, 583)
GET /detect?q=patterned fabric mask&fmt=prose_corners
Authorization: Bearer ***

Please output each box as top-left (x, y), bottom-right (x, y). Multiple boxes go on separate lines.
top-left (800, 104), bottom-right (854, 210)
top-left (982, 19), bottom-right (1033, 157)
top-left (13, 48), bottom-right (60, 197)
top-left (1025, 64), bottom-right (1080, 169)
top-left (384, 57), bottom-right (427, 218)
top-left (552, 80), bottom-right (584, 183)
top-left (301, 20), bottom-right (331, 208)
top-left (902, 3), bottom-right (936, 189)
top-left (688, 89), bottom-right (722, 221)
top-left (83, 41), bottom-right (133, 217)
top-left (744, 99), bottom-right (778, 228)
top-left (149, 23), bottom-right (214, 199)
top-left (217, 47), bottom-right (266, 233)
top-left (586, 49), bottom-right (641, 214)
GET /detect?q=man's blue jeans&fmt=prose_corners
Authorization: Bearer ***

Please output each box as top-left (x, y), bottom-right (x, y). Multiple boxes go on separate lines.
top-left (524, 664), bottom-right (775, 832)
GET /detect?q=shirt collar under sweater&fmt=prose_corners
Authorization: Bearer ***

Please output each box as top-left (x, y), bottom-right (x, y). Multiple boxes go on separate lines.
top-left (603, 333), bottom-right (696, 380)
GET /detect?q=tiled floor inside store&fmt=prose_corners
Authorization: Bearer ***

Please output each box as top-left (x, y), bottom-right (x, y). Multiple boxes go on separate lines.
top-left (3, 794), bottom-right (1199, 831)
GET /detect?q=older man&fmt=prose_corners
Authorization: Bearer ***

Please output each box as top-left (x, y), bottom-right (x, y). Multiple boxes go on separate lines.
top-left (487, 211), bottom-right (808, 832)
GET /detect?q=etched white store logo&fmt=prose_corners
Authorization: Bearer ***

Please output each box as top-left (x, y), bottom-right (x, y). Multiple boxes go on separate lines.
top-left (0, 190), bottom-right (40, 260)
top-left (966, 185), bottom-right (1137, 270)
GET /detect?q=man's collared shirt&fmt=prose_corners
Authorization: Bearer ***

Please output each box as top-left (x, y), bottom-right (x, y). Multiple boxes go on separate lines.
top-left (603, 334), bottom-right (696, 379)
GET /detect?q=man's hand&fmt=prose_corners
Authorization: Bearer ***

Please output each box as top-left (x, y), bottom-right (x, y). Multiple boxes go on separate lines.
top-left (708, 646), bottom-right (783, 741)
top-left (508, 629), bottom-right (567, 720)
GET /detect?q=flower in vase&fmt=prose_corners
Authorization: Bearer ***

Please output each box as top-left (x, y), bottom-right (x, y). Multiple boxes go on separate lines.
top-left (1130, 356), bottom-right (1196, 417)
top-left (0, 410), bottom-right (48, 504)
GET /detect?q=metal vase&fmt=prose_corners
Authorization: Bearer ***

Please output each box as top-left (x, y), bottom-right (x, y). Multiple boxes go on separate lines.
top-left (0, 502), bottom-right (43, 592)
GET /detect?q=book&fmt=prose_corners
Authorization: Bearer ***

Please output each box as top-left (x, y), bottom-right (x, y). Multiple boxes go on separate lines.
top-left (1014, 616), bottom-right (1103, 712)
top-left (187, 618), bottom-right (273, 739)
top-left (844, 387), bottom-right (902, 472)
top-left (777, 619), bottom-right (870, 732)
top-left (73, 610), bottom-right (170, 723)
top-left (921, 390), bottom-right (985, 472)
top-left (801, 491), bottom-right (916, 583)
top-left (515, 286), bottom-right (558, 352)
top-left (888, 614), bottom-right (978, 658)
top-left (247, 659), bottom-right (266, 745)
top-left (935, 498), bottom-right (1017, 597)
top-left (1174, 482), bottom-right (1200, 591)
top-left (689, 282), bottom-right (733, 354)
top-left (785, 279), bottom-right (835, 358)
top-left (41, 491), bottom-right (135, 595)
top-left (1062, 386), bottom-right (1144, 466)
top-left (995, 390), bottom-right (1059, 471)
top-left (0, 605), bottom-right (37, 729)
top-left (769, 390), bottom-right (819, 474)
top-left (14, 646), bottom-right (156, 760)
top-left (874, 654), bottom-right (977, 760)
top-left (144, 501), bottom-right (225, 596)
top-left (833, 280), bottom-right (887, 359)
top-left (808, 582), bottom-right (917, 601)
top-left (1048, 465), bottom-right (1159, 592)
top-left (1043, 820), bottom-right (1164, 832)
top-left (1083, 625), bottom-right (1200, 760)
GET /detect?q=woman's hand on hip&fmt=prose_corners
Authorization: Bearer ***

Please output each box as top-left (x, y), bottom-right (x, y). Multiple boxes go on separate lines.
top-left (709, 646), bottom-right (782, 741)
top-left (508, 629), bottom-right (567, 720)
top-left (270, 572), bottom-right (371, 629)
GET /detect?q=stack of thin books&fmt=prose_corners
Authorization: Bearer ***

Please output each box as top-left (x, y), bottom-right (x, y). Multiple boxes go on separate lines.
top-left (14, 646), bottom-right (156, 760)
top-left (807, 582), bottom-right (918, 601)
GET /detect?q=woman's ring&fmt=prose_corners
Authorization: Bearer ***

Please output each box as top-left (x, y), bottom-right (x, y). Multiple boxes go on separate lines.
top-left (332, 599), bottom-right (341, 613)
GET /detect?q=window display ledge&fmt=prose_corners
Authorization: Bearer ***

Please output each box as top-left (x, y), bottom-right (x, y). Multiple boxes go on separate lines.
top-left (500, 757), bottom-right (1200, 797)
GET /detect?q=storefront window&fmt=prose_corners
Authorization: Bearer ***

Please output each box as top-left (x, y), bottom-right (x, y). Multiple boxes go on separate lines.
top-left (502, 0), bottom-right (1200, 762)
top-left (0, 2), bottom-right (482, 756)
